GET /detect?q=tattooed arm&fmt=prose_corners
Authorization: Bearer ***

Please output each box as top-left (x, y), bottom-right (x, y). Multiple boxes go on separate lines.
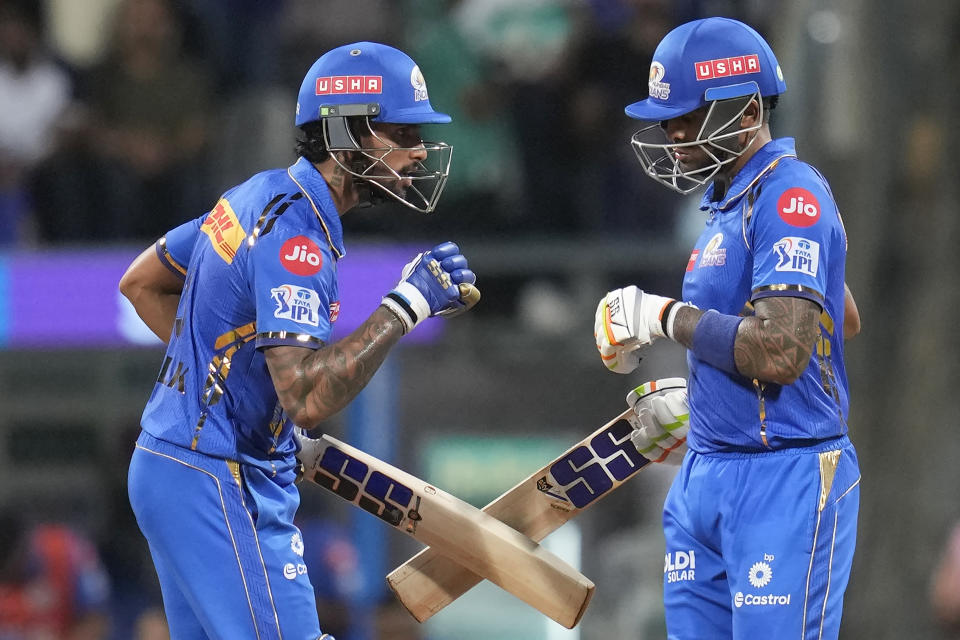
top-left (263, 306), bottom-right (405, 428)
top-left (671, 296), bottom-right (821, 385)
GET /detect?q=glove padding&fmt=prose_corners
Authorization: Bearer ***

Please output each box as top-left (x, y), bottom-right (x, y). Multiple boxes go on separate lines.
top-left (595, 286), bottom-right (675, 374)
top-left (625, 378), bottom-right (689, 466)
top-left (382, 241), bottom-right (480, 333)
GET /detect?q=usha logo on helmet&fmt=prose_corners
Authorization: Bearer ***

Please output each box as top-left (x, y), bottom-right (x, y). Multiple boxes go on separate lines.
top-left (694, 54), bottom-right (760, 80)
top-left (315, 75), bottom-right (382, 95)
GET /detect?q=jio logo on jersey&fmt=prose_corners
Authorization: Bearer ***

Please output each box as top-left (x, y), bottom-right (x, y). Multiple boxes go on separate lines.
top-left (271, 285), bottom-right (322, 327)
top-left (773, 237), bottom-right (820, 277)
top-left (280, 236), bottom-right (324, 276)
top-left (776, 187), bottom-right (821, 227)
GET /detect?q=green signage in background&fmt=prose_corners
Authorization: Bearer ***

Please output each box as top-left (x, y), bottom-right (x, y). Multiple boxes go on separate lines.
top-left (422, 435), bottom-right (570, 507)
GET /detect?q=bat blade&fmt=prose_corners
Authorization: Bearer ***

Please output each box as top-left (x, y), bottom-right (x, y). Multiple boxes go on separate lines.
top-left (297, 433), bottom-right (595, 628)
top-left (386, 378), bottom-right (686, 623)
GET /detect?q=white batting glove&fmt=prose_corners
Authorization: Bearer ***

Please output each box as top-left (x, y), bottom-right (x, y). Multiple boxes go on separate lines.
top-left (594, 286), bottom-right (682, 374)
top-left (625, 378), bottom-right (689, 466)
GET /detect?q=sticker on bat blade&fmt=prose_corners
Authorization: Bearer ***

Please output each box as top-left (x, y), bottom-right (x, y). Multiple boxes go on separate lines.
top-left (312, 445), bottom-right (419, 530)
top-left (544, 418), bottom-right (650, 509)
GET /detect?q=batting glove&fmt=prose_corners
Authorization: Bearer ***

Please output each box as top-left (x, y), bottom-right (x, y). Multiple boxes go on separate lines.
top-left (625, 378), bottom-right (689, 466)
top-left (382, 242), bottom-right (480, 333)
top-left (594, 286), bottom-right (688, 374)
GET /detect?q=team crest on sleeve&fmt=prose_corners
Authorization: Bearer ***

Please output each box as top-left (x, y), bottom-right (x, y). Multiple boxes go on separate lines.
top-left (271, 285), bottom-right (322, 327)
top-left (329, 301), bottom-right (341, 323)
top-left (773, 237), bottom-right (820, 277)
top-left (279, 236), bottom-right (324, 276)
top-left (777, 187), bottom-right (821, 227)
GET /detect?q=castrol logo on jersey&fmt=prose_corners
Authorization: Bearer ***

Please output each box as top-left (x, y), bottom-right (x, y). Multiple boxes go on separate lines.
top-left (280, 236), bottom-right (323, 276)
top-left (777, 187), bottom-right (821, 227)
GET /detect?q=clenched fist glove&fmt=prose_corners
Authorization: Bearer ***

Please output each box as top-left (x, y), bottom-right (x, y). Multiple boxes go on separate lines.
top-left (625, 378), bottom-right (689, 466)
top-left (594, 286), bottom-right (687, 374)
top-left (382, 242), bottom-right (480, 333)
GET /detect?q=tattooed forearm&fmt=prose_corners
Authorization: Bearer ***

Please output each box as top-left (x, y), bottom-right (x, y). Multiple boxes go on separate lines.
top-left (670, 297), bottom-right (820, 384)
top-left (264, 306), bottom-right (404, 427)
top-left (733, 297), bottom-right (819, 384)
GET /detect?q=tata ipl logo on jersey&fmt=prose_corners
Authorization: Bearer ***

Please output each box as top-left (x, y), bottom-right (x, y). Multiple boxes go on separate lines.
top-left (665, 550), bottom-right (696, 583)
top-left (773, 237), bottom-right (820, 277)
top-left (734, 553), bottom-right (792, 608)
top-left (699, 233), bottom-right (727, 267)
top-left (777, 187), bottom-right (821, 227)
top-left (271, 285), bottom-right (322, 327)
top-left (279, 236), bottom-right (324, 276)
top-left (648, 61), bottom-right (671, 100)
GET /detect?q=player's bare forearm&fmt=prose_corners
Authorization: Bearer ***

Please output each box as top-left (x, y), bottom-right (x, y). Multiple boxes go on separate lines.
top-left (264, 306), bottom-right (404, 428)
top-left (843, 282), bottom-right (860, 339)
top-left (119, 245), bottom-right (185, 343)
top-left (671, 297), bottom-right (819, 384)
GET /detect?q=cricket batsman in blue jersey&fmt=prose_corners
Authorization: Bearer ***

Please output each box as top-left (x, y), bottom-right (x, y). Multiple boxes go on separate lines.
top-left (119, 42), bottom-right (478, 639)
top-left (594, 17), bottom-right (862, 639)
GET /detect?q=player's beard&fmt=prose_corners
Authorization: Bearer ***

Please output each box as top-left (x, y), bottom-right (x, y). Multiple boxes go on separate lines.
top-left (365, 162), bottom-right (416, 199)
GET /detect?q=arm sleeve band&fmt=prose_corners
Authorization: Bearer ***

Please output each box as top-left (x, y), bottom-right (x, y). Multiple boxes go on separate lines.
top-left (691, 310), bottom-right (743, 375)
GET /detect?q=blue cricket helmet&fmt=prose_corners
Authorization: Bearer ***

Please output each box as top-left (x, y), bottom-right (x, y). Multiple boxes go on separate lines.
top-left (625, 17), bottom-right (787, 122)
top-left (296, 41), bottom-right (451, 126)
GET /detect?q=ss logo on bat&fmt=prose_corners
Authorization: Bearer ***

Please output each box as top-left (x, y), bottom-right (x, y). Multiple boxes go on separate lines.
top-left (312, 446), bottom-right (422, 531)
top-left (540, 419), bottom-right (649, 509)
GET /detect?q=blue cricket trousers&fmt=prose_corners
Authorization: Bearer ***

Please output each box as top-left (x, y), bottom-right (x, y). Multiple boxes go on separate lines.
top-left (129, 431), bottom-right (327, 640)
top-left (662, 436), bottom-right (860, 639)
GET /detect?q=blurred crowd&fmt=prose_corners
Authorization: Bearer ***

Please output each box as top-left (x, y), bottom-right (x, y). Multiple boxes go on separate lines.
top-left (0, 0), bottom-right (779, 250)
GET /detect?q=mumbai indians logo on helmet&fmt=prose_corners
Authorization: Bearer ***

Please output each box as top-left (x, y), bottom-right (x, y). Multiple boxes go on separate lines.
top-left (410, 65), bottom-right (429, 102)
top-left (648, 61), bottom-right (670, 100)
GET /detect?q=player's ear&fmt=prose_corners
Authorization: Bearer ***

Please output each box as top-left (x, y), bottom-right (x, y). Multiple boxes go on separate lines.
top-left (741, 99), bottom-right (761, 128)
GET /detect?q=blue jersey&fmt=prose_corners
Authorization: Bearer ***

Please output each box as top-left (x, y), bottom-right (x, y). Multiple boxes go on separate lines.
top-left (682, 138), bottom-right (849, 452)
top-left (140, 157), bottom-right (346, 472)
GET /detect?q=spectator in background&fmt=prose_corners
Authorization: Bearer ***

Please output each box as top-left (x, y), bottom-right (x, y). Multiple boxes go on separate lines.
top-left (450, 0), bottom-right (582, 233)
top-left (0, 511), bottom-right (112, 640)
top-left (568, 0), bottom-right (680, 237)
top-left (932, 523), bottom-right (960, 636)
top-left (0, 0), bottom-right (73, 247)
top-left (32, 0), bottom-right (213, 243)
top-left (390, 0), bottom-right (522, 239)
top-left (131, 607), bottom-right (169, 640)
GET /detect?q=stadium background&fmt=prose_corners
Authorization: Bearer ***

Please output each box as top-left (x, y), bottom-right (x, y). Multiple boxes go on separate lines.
top-left (0, 0), bottom-right (958, 638)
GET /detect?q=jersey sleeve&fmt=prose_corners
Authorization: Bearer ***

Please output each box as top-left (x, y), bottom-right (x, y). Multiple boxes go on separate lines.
top-left (249, 229), bottom-right (339, 350)
top-left (155, 215), bottom-right (204, 280)
top-left (748, 166), bottom-right (840, 308)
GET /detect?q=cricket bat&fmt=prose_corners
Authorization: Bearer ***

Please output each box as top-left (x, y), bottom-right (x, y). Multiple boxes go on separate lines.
top-left (296, 432), bottom-right (595, 629)
top-left (386, 378), bottom-right (686, 623)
